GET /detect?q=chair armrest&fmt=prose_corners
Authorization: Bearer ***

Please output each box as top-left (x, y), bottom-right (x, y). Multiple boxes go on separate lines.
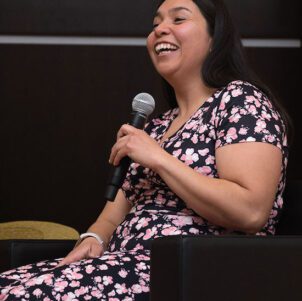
top-left (0, 239), bottom-right (76, 272)
top-left (150, 236), bottom-right (302, 301)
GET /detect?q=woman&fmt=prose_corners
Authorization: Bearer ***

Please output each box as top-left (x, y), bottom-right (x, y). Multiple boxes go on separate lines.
top-left (0, 0), bottom-right (288, 300)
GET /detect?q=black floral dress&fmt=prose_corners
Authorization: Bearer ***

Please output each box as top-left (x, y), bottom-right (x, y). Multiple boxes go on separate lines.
top-left (0, 81), bottom-right (288, 300)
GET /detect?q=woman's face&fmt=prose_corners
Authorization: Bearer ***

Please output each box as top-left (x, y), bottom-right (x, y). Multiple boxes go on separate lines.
top-left (147, 0), bottom-right (212, 81)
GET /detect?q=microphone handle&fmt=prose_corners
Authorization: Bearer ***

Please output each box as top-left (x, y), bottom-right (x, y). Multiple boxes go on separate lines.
top-left (104, 112), bottom-right (147, 201)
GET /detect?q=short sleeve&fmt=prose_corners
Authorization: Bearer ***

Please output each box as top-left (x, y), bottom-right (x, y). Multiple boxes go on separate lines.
top-left (214, 81), bottom-right (287, 150)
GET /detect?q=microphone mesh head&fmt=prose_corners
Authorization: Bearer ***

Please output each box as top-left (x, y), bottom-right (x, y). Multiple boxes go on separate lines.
top-left (132, 93), bottom-right (155, 117)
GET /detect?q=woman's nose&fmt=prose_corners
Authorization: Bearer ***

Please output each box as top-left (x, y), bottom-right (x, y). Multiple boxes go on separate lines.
top-left (154, 22), bottom-right (171, 36)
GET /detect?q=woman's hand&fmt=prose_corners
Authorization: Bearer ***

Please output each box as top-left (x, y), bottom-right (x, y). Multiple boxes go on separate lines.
top-left (109, 124), bottom-right (165, 170)
top-left (56, 237), bottom-right (104, 267)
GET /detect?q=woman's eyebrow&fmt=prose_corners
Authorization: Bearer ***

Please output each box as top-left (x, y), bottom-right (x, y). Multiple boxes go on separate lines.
top-left (155, 6), bottom-right (193, 18)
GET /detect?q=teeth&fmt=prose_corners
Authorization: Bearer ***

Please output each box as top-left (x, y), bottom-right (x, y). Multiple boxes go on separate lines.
top-left (155, 43), bottom-right (178, 54)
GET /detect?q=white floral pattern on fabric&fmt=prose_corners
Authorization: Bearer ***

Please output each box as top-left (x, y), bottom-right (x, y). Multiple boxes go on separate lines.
top-left (0, 81), bottom-right (288, 300)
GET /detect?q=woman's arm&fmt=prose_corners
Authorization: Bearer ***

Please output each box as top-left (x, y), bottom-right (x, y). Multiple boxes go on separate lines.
top-left (110, 124), bottom-right (282, 234)
top-left (153, 142), bottom-right (282, 233)
top-left (57, 190), bottom-right (131, 266)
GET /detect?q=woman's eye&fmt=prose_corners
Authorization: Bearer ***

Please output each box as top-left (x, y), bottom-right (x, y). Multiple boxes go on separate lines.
top-left (153, 23), bottom-right (159, 29)
top-left (174, 17), bottom-right (185, 23)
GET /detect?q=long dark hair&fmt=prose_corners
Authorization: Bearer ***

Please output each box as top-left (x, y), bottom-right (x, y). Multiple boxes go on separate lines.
top-left (156, 0), bottom-right (291, 133)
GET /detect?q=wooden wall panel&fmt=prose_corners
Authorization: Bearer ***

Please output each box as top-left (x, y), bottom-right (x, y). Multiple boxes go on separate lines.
top-left (0, 45), bottom-right (167, 232)
top-left (0, 0), bottom-right (300, 38)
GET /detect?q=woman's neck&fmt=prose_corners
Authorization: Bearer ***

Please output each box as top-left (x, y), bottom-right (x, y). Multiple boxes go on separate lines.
top-left (169, 76), bottom-right (216, 118)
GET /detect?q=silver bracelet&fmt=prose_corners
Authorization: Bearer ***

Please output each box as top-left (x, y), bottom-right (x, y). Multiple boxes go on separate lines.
top-left (74, 232), bottom-right (104, 248)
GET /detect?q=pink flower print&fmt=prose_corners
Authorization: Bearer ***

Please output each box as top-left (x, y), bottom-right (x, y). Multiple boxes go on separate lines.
top-left (219, 92), bottom-right (231, 110)
top-left (161, 226), bottom-right (181, 235)
top-left (71, 271), bottom-right (83, 280)
top-left (174, 141), bottom-right (182, 147)
top-left (261, 110), bottom-right (271, 120)
top-left (167, 200), bottom-right (177, 207)
top-left (255, 119), bottom-right (266, 133)
top-left (70, 280), bottom-right (80, 287)
top-left (114, 283), bottom-right (128, 295)
top-left (172, 149), bottom-right (182, 158)
top-left (54, 280), bottom-right (69, 292)
top-left (172, 216), bottom-right (193, 227)
top-left (185, 121), bottom-right (195, 130)
top-left (108, 290), bottom-right (116, 297)
top-left (266, 135), bottom-right (276, 143)
top-left (199, 124), bottom-right (207, 134)
top-left (33, 288), bottom-right (43, 297)
top-left (85, 265), bottom-right (95, 274)
top-left (143, 227), bottom-right (157, 240)
top-left (247, 105), bottom-right (257, 115)
top-left (107, 260), bottom-right (119, 266)
top-left (189, 227), bottom-right (200, 234)
top-left (91, 290), bottom-right (103, 298)
top-left (230, 107), bottom-right (239, 114)
top-left (99, 264), bottom-right (108, 270)
top-left (225, 127), bottom-right (238, 143)
top-left (277, 196), bottom-right (283, 207)
top-left (231, 88), bottom-right (243, 97)
top-left (246, 137), bottom-right (256, 142)
top-left (229, 113), bottom-right (241, 123)
top-left (103, 276), bottom-right (113, 285)
top-left (39, 273), bottom-right (53, 285)
top-left (122, 227), bottom-right (130, 237)
top-left (239, 127), bottom-right (248, 135)
top-left (246, 95), bottom-right (261, 107)
top-left (180, 148), bottom-right (199, 165)
top-left (75, 286), bottom-right (88, 296)
top-left (135, 254), bottom-right (150, 261)
top-left (275, 124), bottom-right (280, 132)
top-left (215, 140), bottom-right (222, 148)
top-left (198, 148), bottom-right (209, 156)
top-left (122, 180), bottom-right (131, 191)
top-left (198, 166), bottom-right (212, 175)
top-left (254, 90), bottom-right (262, 99)
top-left (269, 210), bottom-right (278, 219)
top-left (118, 269), bottom-right (128, 278)
top-left (272, 111), bottom-right (279, 120)
top-left (132, 284), bottom-right (142, 294)
top-left (135, 217), bottom-right (151, 230)
top-left (62, 293), bottom-right (76, 301)
top-left (191, 134), bottom-right (198, 144)
top-left (205, 155), bottom-right (215, 165)
top-left (182, 132), bottom-right (191, 139)
top-left (227, 84), bottom-right (236, 90)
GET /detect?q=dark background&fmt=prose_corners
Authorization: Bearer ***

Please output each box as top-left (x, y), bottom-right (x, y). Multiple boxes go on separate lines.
top-left (0, 0), bottom-right (301, 232)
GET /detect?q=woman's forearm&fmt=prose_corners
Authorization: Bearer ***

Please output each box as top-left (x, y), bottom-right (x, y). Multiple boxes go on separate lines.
top-left (86, 190), bottom-right (132, 247)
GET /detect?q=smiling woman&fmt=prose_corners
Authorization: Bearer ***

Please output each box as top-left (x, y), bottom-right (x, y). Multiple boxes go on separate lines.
top-left (0, 0), bottom-right (289, 300)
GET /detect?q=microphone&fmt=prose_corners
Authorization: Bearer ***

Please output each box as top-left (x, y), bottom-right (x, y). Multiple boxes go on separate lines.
top-left (104, 93), bottom-right (155, 201)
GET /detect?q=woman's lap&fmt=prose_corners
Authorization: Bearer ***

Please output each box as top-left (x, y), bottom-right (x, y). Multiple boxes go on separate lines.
top-left (0, 249), bottom-right (150, 301)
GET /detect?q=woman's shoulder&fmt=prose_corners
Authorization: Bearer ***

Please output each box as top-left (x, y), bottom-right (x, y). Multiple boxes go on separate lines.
top-left (216, 80), bottom-right (276, 113)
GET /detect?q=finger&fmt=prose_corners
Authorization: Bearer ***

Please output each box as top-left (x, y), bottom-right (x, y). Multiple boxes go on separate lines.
top-left (56, 249), bottom-right (86, 267)
top-left (112, 147), bottom-right (128, 166)
top-left (117, 124), bottom-right (136, 140)
top-left (109, 136), bottom-right (128, 164)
